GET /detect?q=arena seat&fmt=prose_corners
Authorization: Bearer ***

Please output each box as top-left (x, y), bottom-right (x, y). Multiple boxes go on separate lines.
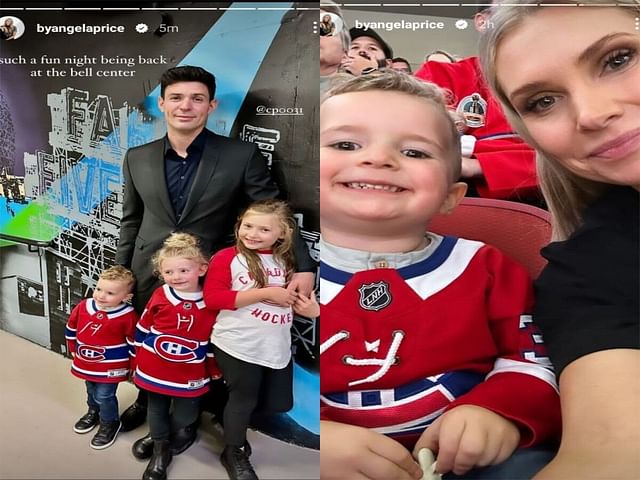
top-left (429, 197), bottom-right (552, 279)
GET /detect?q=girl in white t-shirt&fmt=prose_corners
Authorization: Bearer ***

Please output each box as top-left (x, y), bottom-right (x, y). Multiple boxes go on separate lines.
top-left (203, 199), bottom-right (318, 480)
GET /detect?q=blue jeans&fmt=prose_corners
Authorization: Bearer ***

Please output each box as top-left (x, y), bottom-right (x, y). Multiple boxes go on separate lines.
top-left (443, 447), bottom-right (556, 480)
top-left (85, 381), bottom-right (119, 423)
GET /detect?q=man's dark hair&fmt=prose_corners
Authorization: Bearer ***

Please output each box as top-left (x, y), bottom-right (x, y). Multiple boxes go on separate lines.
top-left (160, 66), bottom-right (216, 100)
top-left (391, 57), bottom-right (412, 72)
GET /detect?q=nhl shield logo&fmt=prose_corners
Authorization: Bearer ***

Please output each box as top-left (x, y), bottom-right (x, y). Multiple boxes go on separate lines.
top-left (183, 302), bottom-right (192, 310)
top-left (358, 281), bottom-right (391, 311)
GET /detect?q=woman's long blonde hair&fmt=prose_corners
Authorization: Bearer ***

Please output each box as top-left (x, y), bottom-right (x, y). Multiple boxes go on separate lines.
top-left (235, 199), bottom-right (297, 288)
top-left (479, 0), bottom-right (640, 240)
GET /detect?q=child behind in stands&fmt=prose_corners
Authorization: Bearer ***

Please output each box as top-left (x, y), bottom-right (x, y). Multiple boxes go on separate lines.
top-left (65, 265), bottom-right (138, 450)
top-left (203, 199), bottom-right (317, 480)
top-left (319, 70), bottom-right (561, 480)
top-left (134, 233), bottom-right (220, 480)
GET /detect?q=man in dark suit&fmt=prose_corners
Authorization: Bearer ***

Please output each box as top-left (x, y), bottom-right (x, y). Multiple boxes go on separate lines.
top-left (115, 66), bottom-right (315, 478)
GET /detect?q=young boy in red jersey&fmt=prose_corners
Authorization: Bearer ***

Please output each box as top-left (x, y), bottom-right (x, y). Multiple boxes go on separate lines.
top-left (319, 71), bottom-right (561, 480)
top-left (65, 265), bottom-right (137, 449)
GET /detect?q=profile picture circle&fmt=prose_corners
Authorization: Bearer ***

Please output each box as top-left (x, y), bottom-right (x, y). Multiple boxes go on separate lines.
top-left (0, 16), bottom-right (25, 40)
top-left (319, 12), bottom-right (343, 37)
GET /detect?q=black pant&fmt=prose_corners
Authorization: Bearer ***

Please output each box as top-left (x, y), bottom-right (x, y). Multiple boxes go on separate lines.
top-left (146, 391), bottom-right (200, 441)
top-left (213, 345), bottom-right (293, 446)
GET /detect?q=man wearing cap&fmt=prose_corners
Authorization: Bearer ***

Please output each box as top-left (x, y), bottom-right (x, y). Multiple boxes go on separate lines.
top-left (341, 27), bottom-right (393, 76)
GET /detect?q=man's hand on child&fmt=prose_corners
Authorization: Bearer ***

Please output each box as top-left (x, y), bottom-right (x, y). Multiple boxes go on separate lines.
top-left (293, 290), bottom-right (320, 318)
top-left (321, 421), bottom-right (423, 480)
top-left (287, 272), bottom-right (315, 297)
top-left (264, 287), bottom-right (298, 307)
top-left (413, 405), bottom-right (520, 476)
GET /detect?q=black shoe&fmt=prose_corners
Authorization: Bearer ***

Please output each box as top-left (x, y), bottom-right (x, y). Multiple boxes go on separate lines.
top-left (132, 433), bottom-right (154, 460)
top-left (170, 424), bottom-right (197, 455)
top-left (220, 445), bottom-right (258, 480)
top-left (120, 401), bottom-right (147, 432)
top-left (73, 408), bottom-right (99, 434)
top-left (143, 440), bottom-right (172, 480)
top-left (90, 420), bottom-right (121, 450)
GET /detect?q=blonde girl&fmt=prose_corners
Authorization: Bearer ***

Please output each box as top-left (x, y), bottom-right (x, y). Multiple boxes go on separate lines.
top-left (133, 232), bottom-right (219, 480)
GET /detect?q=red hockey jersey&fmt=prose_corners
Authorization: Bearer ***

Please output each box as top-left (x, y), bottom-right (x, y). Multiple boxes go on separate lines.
top-left (415, 57), bottom-right (538, 200)
top-left (65, 299), bottom-right (137, 383)
top-left (134, 285), bottom-right (218, 398)
top-left (320, 236), bottom-right (560, 448)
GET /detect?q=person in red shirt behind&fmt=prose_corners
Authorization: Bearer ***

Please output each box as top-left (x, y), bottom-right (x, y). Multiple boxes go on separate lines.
top-left (414, 3), bottom-right (541, 204)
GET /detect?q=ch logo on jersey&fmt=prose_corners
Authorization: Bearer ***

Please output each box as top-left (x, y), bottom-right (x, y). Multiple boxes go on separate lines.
top-left (77, 345), bottom-right (106, 362)
top-left (358, 282), bottom-right (391, 311)
top-left (153, 335), bottom-right (199, 362)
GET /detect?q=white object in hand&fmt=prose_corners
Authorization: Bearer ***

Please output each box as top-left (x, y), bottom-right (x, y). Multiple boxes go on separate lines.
top-left (460, 134), bottom-right (476, 158)
top-left (418, 448), bottom-right (442, 480)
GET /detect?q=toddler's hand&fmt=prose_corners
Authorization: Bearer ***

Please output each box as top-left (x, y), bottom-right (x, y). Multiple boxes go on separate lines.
top-left (293, 290), bottom-right (320, 318)
top-left (321, 421), bottom-right (423, 480)
top-left (413, 405), bottom-right (520, 476)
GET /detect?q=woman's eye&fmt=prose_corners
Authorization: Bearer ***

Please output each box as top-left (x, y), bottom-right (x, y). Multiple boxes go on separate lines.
top-left (604, 48), bottom-right (634, 72)
top-left (402, 149), bottom-right (429, 159)
top-left (525, 95), bottom-right (556, 113)
top-left (331, 141), bottom-right (359, 151)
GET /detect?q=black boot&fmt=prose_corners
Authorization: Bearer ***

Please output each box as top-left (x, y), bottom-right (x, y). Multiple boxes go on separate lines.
top-left (220, 445), bottom-right (258, 480)
top-left (142, 440), bottom-right (172, 480)
top-left (120, 401), bottom-right (147, 432)
top-left (170, 423), bottom-right (197, 455)
top-left (132, 433), bottom-right (154, 460)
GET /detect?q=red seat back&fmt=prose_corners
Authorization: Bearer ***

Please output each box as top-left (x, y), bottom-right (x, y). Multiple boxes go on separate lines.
top-left (429, 197), bottom-right (552, 279)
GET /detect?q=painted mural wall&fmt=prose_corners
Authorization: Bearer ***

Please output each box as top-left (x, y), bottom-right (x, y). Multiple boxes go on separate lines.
top-left (0, 2), bottom-right (319, 448)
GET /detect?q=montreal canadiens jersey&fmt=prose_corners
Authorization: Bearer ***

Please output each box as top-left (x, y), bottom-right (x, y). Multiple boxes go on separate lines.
top-left (320, 236), bottom-right (561, 447)
top-left (203, 246), bottom-right (293, 369)
top-left (65, 299), bottom-right (138, 383)
top-left (134, 285), bottom-right (216, 398)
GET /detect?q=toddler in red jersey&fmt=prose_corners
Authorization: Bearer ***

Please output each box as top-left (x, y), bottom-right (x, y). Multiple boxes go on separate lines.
top-left (203, 199), bottom-right (318, 480)
top-left (319, 70), bottom-right (561, 480)
top-left (133, 232), bottom-right (220, 480)
top-left (65, 265), bottom-right (138, 450)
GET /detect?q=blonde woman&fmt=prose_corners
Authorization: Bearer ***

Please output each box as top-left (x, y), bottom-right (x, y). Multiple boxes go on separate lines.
top-left (480, 2), bottom-right (640, 478)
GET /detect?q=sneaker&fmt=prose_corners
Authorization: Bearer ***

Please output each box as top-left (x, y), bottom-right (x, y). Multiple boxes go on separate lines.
top-left (90, 420), bottom-right (121, 450)
top-left (73, 408), bottom-right (99, 434)
top-left (220, 445), bottom-right (258, 480)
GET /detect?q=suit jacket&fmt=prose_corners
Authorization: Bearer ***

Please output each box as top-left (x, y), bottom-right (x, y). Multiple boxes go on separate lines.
top-left (116, 129), bottom-right (313, 313)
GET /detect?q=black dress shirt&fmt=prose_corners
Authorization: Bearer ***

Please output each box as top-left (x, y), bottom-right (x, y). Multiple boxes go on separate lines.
top-left (164, 129), bottom-right (207, 220)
